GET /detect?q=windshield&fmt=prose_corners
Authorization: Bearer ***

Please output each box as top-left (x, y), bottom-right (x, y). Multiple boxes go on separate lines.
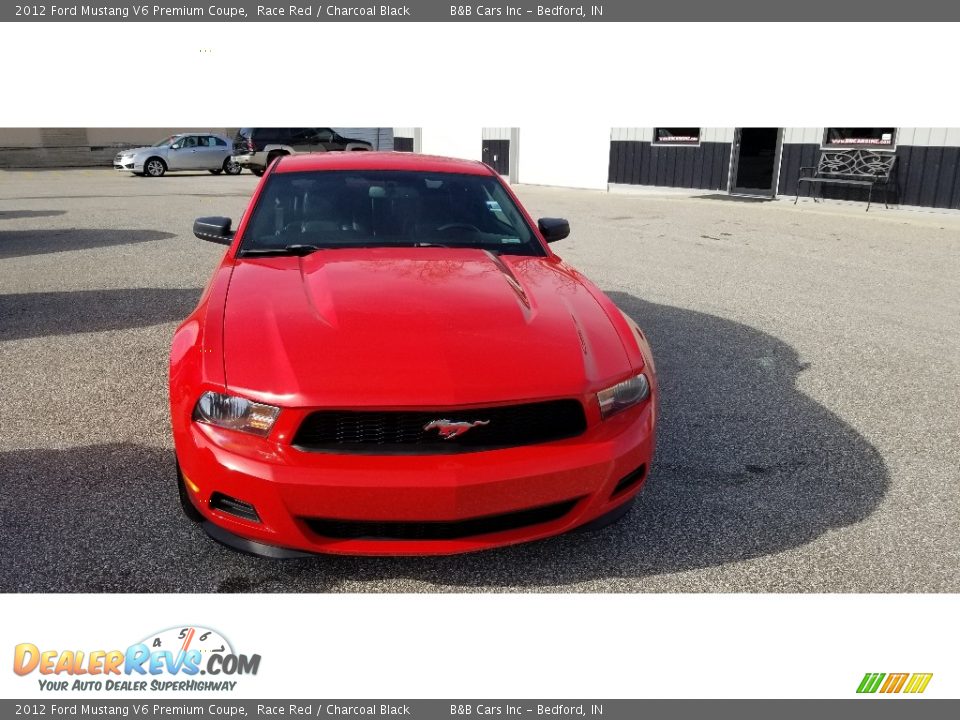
top-left (238, 170), bottom-right (543, 256)
top-left (153, 135), bottom-right (179, 147)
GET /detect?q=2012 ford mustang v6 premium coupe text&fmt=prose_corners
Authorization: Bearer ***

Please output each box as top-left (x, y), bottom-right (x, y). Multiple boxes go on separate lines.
top-left (170, 152), bottom-right (657, 557)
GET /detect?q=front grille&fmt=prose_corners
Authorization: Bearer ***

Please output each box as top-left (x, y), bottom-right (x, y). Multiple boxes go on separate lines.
top-left (303, 499), bottom-right (579, 541)
top-left (292, 399), bottom-right (588, 454)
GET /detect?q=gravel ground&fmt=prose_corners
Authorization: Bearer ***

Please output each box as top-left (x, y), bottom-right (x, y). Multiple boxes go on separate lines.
top-left (0, 168), bottom-right (957, 593)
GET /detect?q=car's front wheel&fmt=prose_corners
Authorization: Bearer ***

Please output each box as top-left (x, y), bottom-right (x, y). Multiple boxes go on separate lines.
top-left (144, 157), bottom-right (166, 177)
top-left (223, 157), bottom-right (242, 175)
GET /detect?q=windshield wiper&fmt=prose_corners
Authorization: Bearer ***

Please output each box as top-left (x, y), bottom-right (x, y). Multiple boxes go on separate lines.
top-left (241, 244), bottom-right (321, 257)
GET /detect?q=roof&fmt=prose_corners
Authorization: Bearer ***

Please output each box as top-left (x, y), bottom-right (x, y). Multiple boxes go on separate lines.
top-left (273, 151), bottom-right (494, 175)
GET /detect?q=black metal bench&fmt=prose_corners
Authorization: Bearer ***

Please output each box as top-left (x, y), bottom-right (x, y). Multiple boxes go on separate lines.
top-left (795, 149), bottom-right (897, 211)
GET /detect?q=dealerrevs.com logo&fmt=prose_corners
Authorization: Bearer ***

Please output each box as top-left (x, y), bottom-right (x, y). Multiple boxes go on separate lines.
top-left (13, 626), bottom-right (261, 692)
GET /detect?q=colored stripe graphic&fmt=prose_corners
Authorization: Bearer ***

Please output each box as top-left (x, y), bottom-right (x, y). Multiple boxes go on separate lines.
top-left (857, 673), bottom-right (885, 693)
top-left (903, 673), bottom-right (933, 694)
top-left (880, 673), bottom-right (909, 693)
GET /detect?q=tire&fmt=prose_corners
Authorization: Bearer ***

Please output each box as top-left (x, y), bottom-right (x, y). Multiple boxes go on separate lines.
top-left (208, 169), bottom-right (223, 175)
top-left (223, 157), bottom-right (242, 175)
top-left (266, 151), bottom-right (286, 170)
top-left (177, 464), bottom-right (204, 524)
top-left (251, 168), bottom-right (265, 177)
top-left (144, 157), bottom-right (166, 177)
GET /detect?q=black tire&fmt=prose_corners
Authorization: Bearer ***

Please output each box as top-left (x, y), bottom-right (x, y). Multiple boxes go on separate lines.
top-left (144, 157), bottom-right (166, 177)
top-left (223, 157), bottom-right (242, 175)
top-left (177, 464), bottom-right (204, 524)
top-left (209, 169), bottom-right (223, 175)
top-left (573, 496), bottom-right (636, 534)
top-left (251, 168), bottom-right (265, 177)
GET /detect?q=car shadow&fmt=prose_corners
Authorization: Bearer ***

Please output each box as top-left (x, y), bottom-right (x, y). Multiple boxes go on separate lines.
top-left (0, 228), bottom-right (176, 259)
top-left (0, 296), bottom-right (890, 592)
top-left (0, 288), bottom-right (202, 341)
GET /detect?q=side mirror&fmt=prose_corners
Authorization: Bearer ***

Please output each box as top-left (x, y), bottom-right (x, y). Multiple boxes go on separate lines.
top-left (194, 216), bottom-right (234, 245)
top-left (538, 217), bottom-right (570, 243)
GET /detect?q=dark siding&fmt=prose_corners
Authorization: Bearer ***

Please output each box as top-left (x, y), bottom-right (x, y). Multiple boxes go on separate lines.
top-left (608, 141), bottom-right (731, 190)
top-left (481, 139), bottom-right (510, 175)
top-left (777, 143), bottom-right (960, 209)
top-left (394, 137), bottom-right (414, 152)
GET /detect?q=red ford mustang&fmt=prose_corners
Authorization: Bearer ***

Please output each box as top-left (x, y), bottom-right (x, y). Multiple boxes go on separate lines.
top-left (170, 152), bottom-right (657, 557)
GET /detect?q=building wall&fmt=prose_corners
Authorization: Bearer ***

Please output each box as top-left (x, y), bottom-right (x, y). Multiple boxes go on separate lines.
top-left (778, 128), bottom-right (960, 209)
top-left (519, 126), bottom-right (610, 190)
top-left (418, 127), bottom-right (483, 161)
top-left (610, 127), bottom-right (960, 209)
top-left (608, 128), bottom-right (733, 191)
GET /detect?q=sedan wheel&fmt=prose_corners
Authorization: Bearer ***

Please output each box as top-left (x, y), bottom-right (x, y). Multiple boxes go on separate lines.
top-left (144, 158), bottom-right (166, 177)
top-left (223, 158), bottom-right (242, 175)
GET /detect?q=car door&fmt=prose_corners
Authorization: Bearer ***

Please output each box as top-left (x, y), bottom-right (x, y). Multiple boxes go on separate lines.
top-left (168, 135), bottom-right (203, 170)
top-left (289, 128), bottom-right (324, 153)
top-left (209, 136), bottom-right (232, 166)
top-left (195, 135), bottom-right (226, 169)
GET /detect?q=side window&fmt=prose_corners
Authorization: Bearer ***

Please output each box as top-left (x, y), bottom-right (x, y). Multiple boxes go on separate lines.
top-left (181, 136), bottom-right (198, 149)
top-left (314, 128), bottom-right (334, 143)
top-left (290, 128), bottom-right (315, 143)
top-left (213, 136), bottom-right (227, 147)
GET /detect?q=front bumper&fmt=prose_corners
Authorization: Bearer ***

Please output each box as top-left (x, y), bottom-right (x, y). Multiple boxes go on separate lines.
top-left (176, 402), bottom-right (655, 557)
top-left (114, 158), bottom-right (141, 172)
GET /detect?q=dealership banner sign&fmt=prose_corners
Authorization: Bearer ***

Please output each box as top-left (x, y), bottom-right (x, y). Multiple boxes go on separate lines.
top-left (5, 0), bottom-right (960, 22)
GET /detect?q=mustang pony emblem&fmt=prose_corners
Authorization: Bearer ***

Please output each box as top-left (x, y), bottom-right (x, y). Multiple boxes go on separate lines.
top-left (423, 419), bottom-right (490, 439)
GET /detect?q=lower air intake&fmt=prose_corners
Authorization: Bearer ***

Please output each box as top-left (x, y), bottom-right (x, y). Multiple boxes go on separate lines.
top-left (303, 499), bottom-right (579, 541)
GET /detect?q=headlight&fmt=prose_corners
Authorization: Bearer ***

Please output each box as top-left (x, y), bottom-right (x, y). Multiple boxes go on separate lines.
top-left (193, 391), bottom-right (280, 437)
top-left (597, 373), bottom-right (650, 419)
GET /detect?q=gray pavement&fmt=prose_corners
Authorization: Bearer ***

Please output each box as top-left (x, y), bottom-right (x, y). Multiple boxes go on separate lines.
top-left (0, 168), bottom-right (957, 592)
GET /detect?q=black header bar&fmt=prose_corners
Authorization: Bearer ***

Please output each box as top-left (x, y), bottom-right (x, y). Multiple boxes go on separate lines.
top-left (5, 1), bottom-right (960, 21)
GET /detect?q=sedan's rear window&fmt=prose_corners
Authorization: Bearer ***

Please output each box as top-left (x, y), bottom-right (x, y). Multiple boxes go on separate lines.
top-left (239, 170), bottom-right (543, 256)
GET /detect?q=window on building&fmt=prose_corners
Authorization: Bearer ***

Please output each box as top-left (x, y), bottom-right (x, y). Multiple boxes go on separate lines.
top-left (652, 128), bottom-right (701, 146)
top-left (823, 128), bottom-right (896, 148)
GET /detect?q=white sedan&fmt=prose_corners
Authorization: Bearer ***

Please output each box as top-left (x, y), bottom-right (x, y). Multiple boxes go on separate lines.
top-left (114, 133), bottom-right (242, 177)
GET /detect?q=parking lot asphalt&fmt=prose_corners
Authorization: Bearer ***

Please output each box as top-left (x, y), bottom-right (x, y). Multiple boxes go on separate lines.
top-left (1, 168), bottom-right (957, 593)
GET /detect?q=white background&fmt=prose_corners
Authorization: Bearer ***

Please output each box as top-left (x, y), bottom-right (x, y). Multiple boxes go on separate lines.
top-left (0, 20), bottom-right (957, 700)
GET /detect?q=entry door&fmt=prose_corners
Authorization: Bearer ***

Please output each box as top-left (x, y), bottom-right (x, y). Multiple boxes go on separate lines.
top-left (729, 128), bottom-right (783, 197)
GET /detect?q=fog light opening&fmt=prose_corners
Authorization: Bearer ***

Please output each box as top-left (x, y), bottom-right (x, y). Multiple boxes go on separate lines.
top-left (610, 464), bottom-right (647, 499)
top-left (209, 492), bottom-right (261, 524)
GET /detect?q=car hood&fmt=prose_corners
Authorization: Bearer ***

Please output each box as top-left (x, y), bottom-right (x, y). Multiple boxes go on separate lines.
top-left (122, 145), bottom-right (167, 156)
top-left (221, 248), bottom-right (631, 408)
